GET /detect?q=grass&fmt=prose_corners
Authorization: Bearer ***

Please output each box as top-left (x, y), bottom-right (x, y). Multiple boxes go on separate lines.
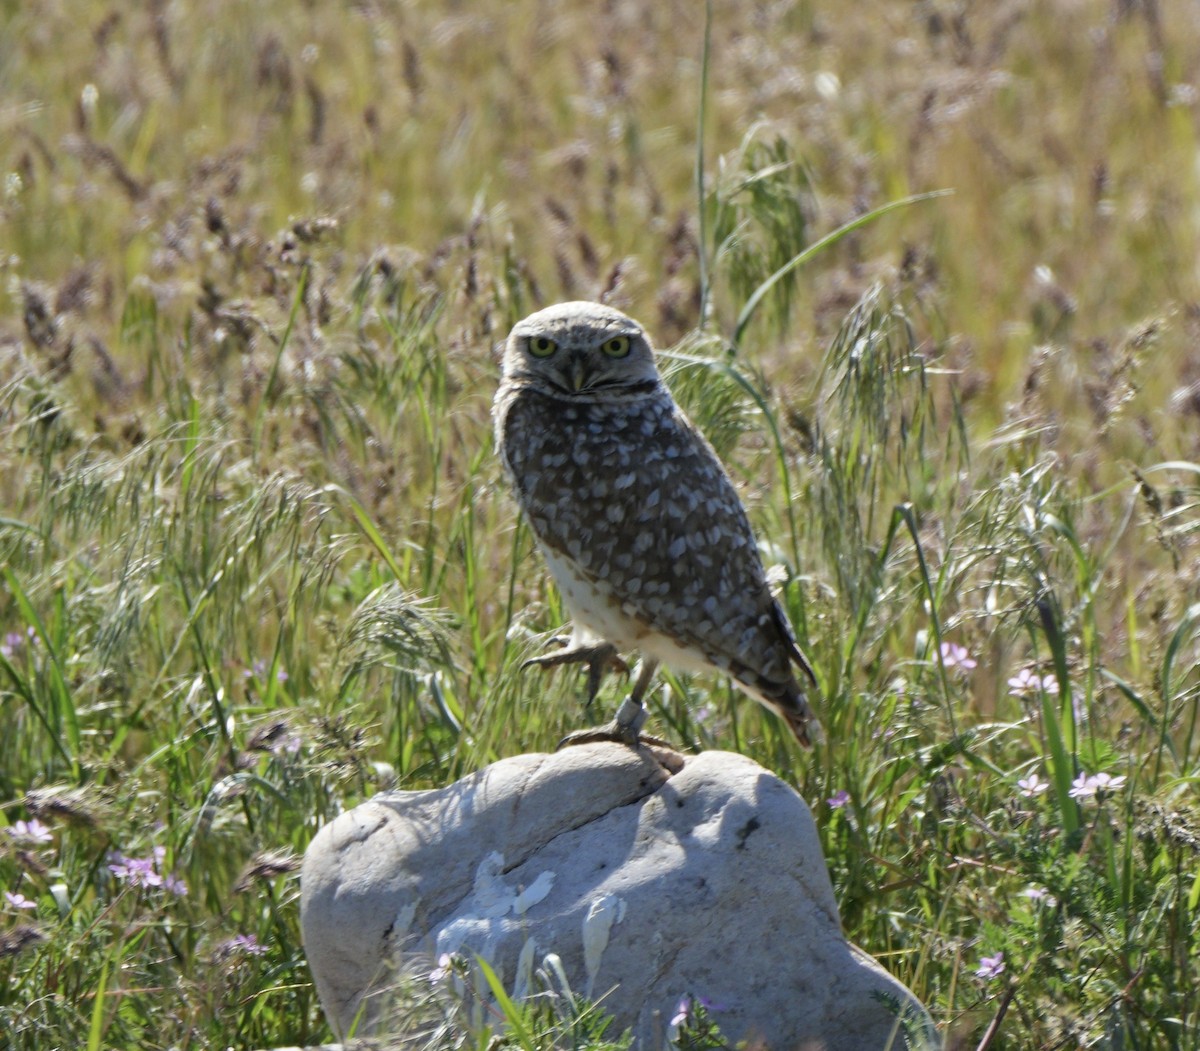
top-left (1, 1), bottom-right (1199, 1048)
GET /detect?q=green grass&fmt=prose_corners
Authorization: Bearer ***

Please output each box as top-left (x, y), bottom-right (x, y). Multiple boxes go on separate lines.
top-left (2, 1), bottom-right (1199, 1048)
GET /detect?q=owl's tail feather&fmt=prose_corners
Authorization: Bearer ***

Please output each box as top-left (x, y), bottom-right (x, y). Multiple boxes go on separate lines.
top-left (781, 688), bottom-right (824, 748)
top-left (735, 662), bottom-right (823, 748)
top-left (770, 599), bottom-right (818, 688)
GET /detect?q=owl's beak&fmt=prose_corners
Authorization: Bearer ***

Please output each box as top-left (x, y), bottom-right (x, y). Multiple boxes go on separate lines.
top-left (568, 357), bottom-right (587, 392)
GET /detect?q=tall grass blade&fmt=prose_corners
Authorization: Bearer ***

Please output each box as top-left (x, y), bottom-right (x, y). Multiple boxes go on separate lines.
top-left (337, 487), bottom-right (406, 582)
top-left (733, 190), bottom-right (953, 347)
top-left (476, 956), bottom-right (536, 1051)
top-left (1037, 598), bottom-right (1080, 839)
top-left (86, 957), bottom-right (110, 1051)
top-left (695, 0), bottom-right (714, 325)
top-left (254, 260), bottom-right (311, 448)
top-left (1160, 601), bottom-right (1200, 778)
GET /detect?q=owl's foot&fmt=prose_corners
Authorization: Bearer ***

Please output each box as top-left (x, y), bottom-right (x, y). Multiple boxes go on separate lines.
top-left (522, 639), bottom-right (628, 707)
top-left (557, 695), bottom-right (645, 747)
top-left (555, 696), bottom-right (672, 750)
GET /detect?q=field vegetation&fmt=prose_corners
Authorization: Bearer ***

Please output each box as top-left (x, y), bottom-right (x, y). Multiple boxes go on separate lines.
top-left (1, 1), bottom-right (1199, 1048)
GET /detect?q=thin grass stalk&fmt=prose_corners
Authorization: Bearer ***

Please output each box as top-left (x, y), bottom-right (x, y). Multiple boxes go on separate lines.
top-left (694, 0), bottom-right (713, 328)
top-left (896, 504), bottom-right (961, 742)
top-left (255, 260), bottom-right (311, 449)
top-left (4, 565), bottom-right (81, 776)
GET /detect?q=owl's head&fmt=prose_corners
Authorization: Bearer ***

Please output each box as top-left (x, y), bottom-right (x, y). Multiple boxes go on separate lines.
top-left (500, 301), bottom-right (661, 398)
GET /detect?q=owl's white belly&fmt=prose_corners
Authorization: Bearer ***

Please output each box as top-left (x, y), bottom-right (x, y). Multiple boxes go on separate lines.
top-left (541, 544), bottom-right (714, 676)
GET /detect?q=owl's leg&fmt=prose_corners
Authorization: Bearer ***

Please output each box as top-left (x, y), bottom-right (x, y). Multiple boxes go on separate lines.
top-left (557, 657), bottom-right (668, 750)
top-left (522, 640), bottom-right (629, 707)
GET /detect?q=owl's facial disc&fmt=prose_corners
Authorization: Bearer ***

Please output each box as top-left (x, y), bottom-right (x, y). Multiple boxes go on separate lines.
top-left (504, 301), bottom-right (661, 397)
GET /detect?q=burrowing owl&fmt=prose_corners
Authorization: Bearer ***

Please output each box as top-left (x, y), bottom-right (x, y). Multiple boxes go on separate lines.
top-left (494, 301), bottom-right (820, 747)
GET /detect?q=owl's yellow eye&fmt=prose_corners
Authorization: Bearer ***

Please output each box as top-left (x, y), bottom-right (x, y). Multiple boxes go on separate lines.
top-left (528, 335), bottom-right (558, 357)
top-left (601, 335), bottom-right (631, 358)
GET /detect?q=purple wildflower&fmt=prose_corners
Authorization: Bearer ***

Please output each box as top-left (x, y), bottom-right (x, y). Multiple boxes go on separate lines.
top-left (4, 891), bottom-right (36, 910)
top-left (219, 933), bottom-right (268, 957)
top-left (429, 952), bottom-right (454, 984)
top-left (670, 996), bottom-right (691, 1029)
top-left (7, 818), bottom-right (53, 844)
top-left (1089, 771), bottom-right (1126, 796)
top-left (108, 853), bottom-right (164, 889)
top-left (1069, 771), bottom-right (1126, 803)
top-left (1007, 667), bottom-right (1037, 692)
top-left (1022, 887), bottom-right (1056, 906)
top-left (1007, 667), bottom-right (1059, 695)
top-left (975, 952), bottom-right (1005, 980)
top-left (107, 848), bottom-right (187, 894)
top-left (1068, 773), bottom-right (1095, 801)
top-left (1016, 773), bottom-right (1048, 798)
top-left (827, 789), bottom-right (851, 809)
top-left (939, 642), bottom-right (977, 670)
top-left (244, 661), bottom-right (289, 685)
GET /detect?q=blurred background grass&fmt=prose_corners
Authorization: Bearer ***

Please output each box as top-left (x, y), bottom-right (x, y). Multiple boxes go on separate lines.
top-left (1, 1), bottom-right (1198, 1048)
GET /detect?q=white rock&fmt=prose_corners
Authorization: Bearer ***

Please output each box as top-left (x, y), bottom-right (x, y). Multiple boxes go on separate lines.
top-left (301, 744), bottom-right (936, 1050)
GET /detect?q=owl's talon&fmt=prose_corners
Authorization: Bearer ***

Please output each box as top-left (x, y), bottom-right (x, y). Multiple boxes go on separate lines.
top-left (556, 724), bottom-right (674, 751)
top-left (554, 694), bottom-right (674, 751)
top-left (521, 640), bottom-right (628, 706)
top-left (556, 722), bottom-right (633, 750)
